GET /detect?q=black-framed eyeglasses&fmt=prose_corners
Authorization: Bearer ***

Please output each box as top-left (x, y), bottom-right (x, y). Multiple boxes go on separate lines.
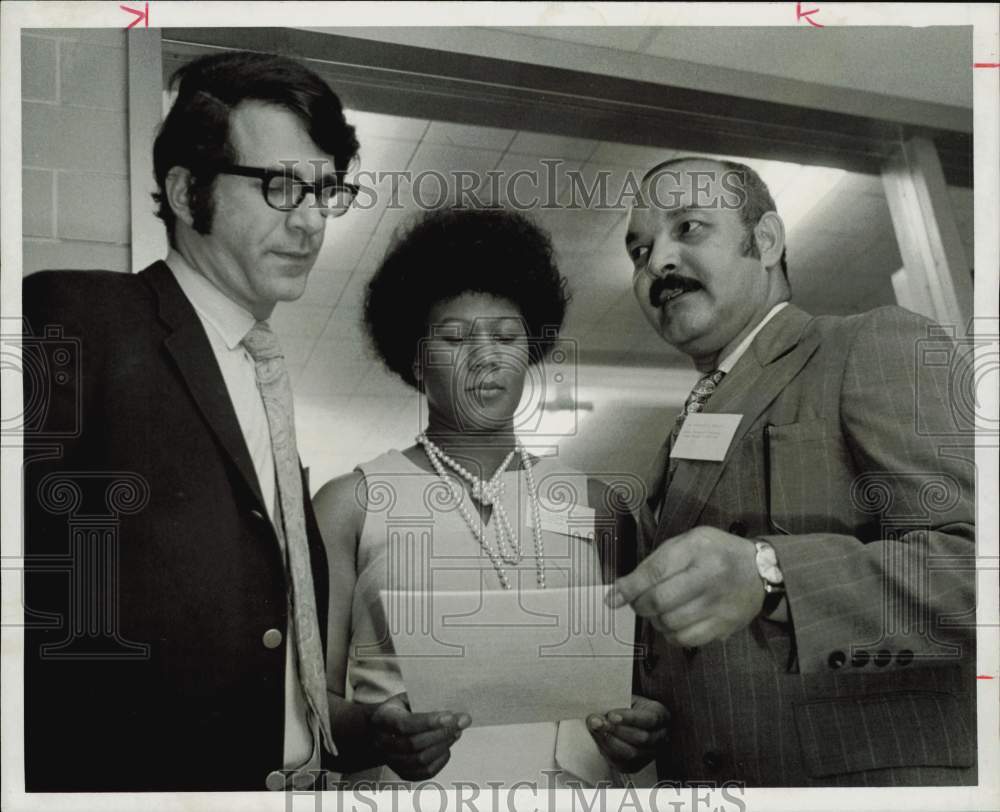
top-left (215, 164), bottom-right (360, 217)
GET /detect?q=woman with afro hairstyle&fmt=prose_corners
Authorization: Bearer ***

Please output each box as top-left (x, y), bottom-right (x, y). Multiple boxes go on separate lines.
top-left (314, 207), bottom-right (667, 788)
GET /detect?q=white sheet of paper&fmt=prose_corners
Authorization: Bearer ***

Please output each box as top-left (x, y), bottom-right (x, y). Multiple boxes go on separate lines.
top-left (380, 585), bottom-right (635, 727)
top-left (671, 412), bottom-right (743, 461)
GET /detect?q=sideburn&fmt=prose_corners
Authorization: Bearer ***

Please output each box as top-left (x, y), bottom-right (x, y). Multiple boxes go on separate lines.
top-left (188, 175), bottom-right (218, 236)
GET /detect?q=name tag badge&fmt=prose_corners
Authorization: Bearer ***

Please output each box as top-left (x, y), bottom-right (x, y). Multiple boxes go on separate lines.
top-left (671, 413), bottom-right (743, 462)
top-left (529, 505), bottom-right (596, 541)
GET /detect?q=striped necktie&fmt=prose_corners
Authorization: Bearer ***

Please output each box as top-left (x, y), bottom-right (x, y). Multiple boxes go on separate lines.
top-left (242, 321), bottom-right (336, 756)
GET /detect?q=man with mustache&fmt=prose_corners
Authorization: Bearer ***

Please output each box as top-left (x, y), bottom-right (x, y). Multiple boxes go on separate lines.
top-left (22, 51), bottom-right (361, 791)
top-left (609, 157), bottom-right (976, 786)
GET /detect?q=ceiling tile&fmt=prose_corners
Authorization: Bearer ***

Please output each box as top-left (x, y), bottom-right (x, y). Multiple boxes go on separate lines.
top-left (317, 305), bottom-right (367, 343)
top-left (587, 143), bottom-right (677, 172)
top-left (355, 206), bottom-right (424, 274)
top-left (353, 364), bottom-right (413, 397)
top-left (407, 142), bottom-right (504, 174)
top-left (310, 332), bottom-right (373, 366)
top-left (341, 197), bottom-right (388, 236)
top-left (401, 143), bottom-right (506, 208)
top-left (269, 303), bottom-right (331, 339)
top-left (297, 357), bottom-right (370, 397)
top-left (330, 271), bottom-right (371, 318)
top-left (297, 264), bottom-right (352, 309)
top-left (424, 121), bottom-right (516, 151)
top-left (534, 205), bottom-right (626, 251)
top-left (352, 137), bottom-right (422, 224)
top-left (276, 335), bottom-right (318, 368)
top-left (354, 135), bottom-right (420, 176)
top-left (323, 212), bottom-right (377, 255)
top-left (507, 131), bottom-right (598, 161)
top-left (562, 162), bottom-right (644, 210)
top-left (491, 153), bottom-right (584, 207)
top-left (344, 109), bottom-right (428, 144)
top-left (286, 363), bottom-right (305, 388)
top-left (299, 223), bottom-right (370, 306)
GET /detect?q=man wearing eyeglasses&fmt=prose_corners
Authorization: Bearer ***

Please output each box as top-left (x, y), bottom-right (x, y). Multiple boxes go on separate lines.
top-left (23, 51), bottom-right (361, 792)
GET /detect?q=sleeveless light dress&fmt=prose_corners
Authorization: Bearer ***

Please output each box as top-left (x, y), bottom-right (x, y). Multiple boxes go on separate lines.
top-left (343, 450), bottom-right (616, 789)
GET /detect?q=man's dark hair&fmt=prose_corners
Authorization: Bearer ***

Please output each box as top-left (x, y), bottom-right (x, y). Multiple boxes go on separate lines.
top-left (364, 207), bottom-right (570, 390)
top-left (152, 51), bottom-right (359, 245)
top-left (642, 156), bottom-right (789, 282)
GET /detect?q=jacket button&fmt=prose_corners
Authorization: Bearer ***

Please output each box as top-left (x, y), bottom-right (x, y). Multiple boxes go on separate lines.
top-left (827, 650), bottom-right (847, 670)
top-left (850, 649), bottom-right (869, 667)
top-left (728, 520), bottom-right (748, 536)
top-left (266, 770), bottom-right (288, 791)
top-left (262, 628), bottom-right (283, 649)
top-left (251, 509), bottom-right (266, 521)
top-left (703, 750), bottom-right (725, 770)
top-left (643, 652), bottom-right (659, 673)
top-left (874, 649), bottom-right (892, 667)
top-left (897, 649), bottom-right (914, 666)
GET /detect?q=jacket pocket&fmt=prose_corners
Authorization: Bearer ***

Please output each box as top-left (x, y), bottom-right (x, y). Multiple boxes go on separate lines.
top-left (793, 690), bottom-right (974, 777)
top-left (765, 419), bottom-right (855, 536)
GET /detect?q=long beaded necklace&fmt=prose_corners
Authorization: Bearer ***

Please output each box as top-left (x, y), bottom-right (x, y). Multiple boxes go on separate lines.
top-left (417, 433), bottom-right (546, 590)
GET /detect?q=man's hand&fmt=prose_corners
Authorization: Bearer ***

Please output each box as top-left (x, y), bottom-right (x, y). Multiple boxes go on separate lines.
top-left (587, 696), bottom-right (669, 774)
top-left (608, 526), bottom-right (763, 647)
top-left (368, 693), bottom-right (471, 780)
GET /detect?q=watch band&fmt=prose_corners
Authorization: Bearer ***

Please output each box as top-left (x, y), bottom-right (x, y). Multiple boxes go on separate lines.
top-left (761, 585), bottom-right (785, 617)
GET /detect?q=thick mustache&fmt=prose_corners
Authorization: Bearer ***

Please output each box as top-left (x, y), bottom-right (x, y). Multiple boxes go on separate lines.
top-left (649, 274), bottom-right (701, 307)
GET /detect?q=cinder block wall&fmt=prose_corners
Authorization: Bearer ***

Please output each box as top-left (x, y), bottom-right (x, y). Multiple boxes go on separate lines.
top-left (22, 29), bottom-right (131, 275)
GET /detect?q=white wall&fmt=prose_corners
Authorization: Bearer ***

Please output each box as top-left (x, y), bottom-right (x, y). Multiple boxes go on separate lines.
top-left (21, 29), bottom-right (131, 276)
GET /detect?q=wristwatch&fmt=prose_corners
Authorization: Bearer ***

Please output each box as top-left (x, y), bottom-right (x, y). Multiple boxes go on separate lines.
top-left (753, 540), bottom-right (786, 616)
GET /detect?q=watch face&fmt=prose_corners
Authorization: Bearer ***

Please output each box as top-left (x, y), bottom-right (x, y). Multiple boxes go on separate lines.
top-left (761, 564), bottom-right (784, 584)
top-left (756, 544), bottom-right (784, 584)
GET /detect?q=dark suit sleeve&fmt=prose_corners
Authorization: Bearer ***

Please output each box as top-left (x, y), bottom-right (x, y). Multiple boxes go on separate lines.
top-left (762, 307), bottom-right (976, 675)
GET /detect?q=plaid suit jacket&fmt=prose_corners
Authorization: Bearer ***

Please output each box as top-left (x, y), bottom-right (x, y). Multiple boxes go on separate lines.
top-left (638, 304), bottom-right (976, 787)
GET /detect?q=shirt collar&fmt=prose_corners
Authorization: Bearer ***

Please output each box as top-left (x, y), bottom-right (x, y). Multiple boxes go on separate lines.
top-left (716, 302), bottom-right (789, 374)
top-left (166, 249), bottom-right (257, 351)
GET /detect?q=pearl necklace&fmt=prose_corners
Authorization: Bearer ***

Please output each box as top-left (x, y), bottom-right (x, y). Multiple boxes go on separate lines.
top-left (417, 434), bottom-right (546, 590)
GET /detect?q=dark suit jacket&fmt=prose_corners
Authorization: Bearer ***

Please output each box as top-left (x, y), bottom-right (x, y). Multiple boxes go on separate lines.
top-left (638, 304), bottom-right (976, 786)
top-left (22, 262), bottom-right (330, 792)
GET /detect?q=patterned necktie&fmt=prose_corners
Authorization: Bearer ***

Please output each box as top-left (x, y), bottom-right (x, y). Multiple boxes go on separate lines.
top-left (670, 368), bottom-right (726, 450)
top-left (651, 368), bottom-right (727, 524)
top-left (242, 321), bottom-right (335, 756)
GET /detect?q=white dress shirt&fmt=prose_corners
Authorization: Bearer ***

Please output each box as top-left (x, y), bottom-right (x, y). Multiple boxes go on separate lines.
top-left (167, 251), bottom-right (315, 773)
top-left (717, 302), bottom-right (789, 374)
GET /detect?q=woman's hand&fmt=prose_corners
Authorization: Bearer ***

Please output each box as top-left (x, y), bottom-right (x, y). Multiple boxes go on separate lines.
top-left (586, 696), bottom-right (669, 774)
top-left (368, 693), bottom-right (471, 780)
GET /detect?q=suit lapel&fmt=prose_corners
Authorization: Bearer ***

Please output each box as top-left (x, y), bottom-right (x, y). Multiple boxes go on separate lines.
top-left (654, 305), bottom-right (820, 543)
top-left (142, 261), bottom-right (266, 511)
